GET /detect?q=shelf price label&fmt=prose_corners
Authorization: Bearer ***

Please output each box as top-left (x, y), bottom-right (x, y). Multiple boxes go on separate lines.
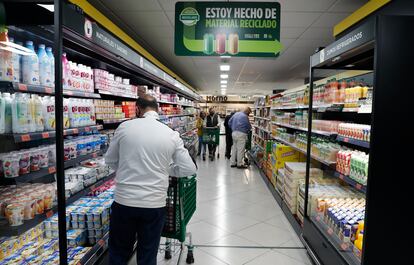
top-left (48, 167), bottom-right (56, 174)
top-left (327, 228), bottom-right (334, 235)
top-left (85, 127), bottom-right (91, 132)
top-left (341, 243), bottom-right (349, 250)
top-left (45, 87), bottom-right (53, 94)
top-left (343, 137), bottom-right (349, 143)
top-left (72, 128), bottom-right (79, 134)
top-left (98, 239), bottom-right (105, 246)
top-left (18, 84), bottom-right (28, 91)
top-left (42, 132), bottom-right (50, 139)
top-left (21, 134), bottom-right (31, 142)
top-left (92, 153), bottom-right (98, 158)
top-left (46, 210), bottom-right (54, 218)
top-left (316, 215), bottom-right (321, 222)
top-left (356, 183), bottom-right (362, 190)
top-left (339, 174), bottom-right (345, 180)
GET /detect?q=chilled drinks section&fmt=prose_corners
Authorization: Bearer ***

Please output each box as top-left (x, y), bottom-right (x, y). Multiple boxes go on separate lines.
top-left (0, 2), bottom-right (199, 264)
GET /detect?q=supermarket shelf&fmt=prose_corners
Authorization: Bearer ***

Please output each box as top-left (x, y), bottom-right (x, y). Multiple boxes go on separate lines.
top-left (66, 172), bottom-right (116, 206)
top-left (254, 116), bottom-right (271, 121)
top-left (180, 128), bottom-right (197, 136)
top-left (64, 148), bottom-right (107, 169)
top-left (63, 90), bottom-right (101, 99)
top-left (333, 171), bottom-right (367, 193)
top-left (0, 81), bottom-right (101, 99)
top-left (159, 113), bottom-right (194, 119)
top-left (0, 207), bottom-right (56, 237)
top-left (98, 89), bottom-right (137, 99)
top-left (7, 125), bottom-right (103, 143)
top-left (311, 215), bottom-right (361, 265)
top-left (255, 105), bottom-right (271, 109)
top-left (98, 118), bottom-right (132, 124)
top-left (271, 105), bottom-right (308, 110)
top-left (251, 154), bottom-right (302, 238)
top-left (253, 125), bottom-right (272, 134)
top-left (272, 137), bottom-right (336, 167)
top-left (158, 100), bottom-right (195, 108)
top-left (336, 135), bottom-right (370, 148)
top-left (271, 122), bottom-right (336, 137)
top-left (80, 232), bottom-right (109, 265)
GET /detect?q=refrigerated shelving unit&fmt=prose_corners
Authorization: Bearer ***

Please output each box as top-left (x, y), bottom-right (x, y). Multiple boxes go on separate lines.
top-left (0, 1), bottom-right (199, 264)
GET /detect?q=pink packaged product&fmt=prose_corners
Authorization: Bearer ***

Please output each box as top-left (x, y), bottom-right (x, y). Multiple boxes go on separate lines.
top-left (312, 120), bottom-right (341, 133)
top-left (338, 123), bottom-right (370, 142)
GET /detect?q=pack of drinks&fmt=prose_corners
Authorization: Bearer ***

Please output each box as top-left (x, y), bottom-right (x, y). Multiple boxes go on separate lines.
top-left (62, 53), bottom-right (94, 93)
top-left (316, 197), bottom-right (365, 257)
top-left (0, 92), bottom-right (96, 134)
top-left (336, 150), bottom-right (369, 184)
top-left (0, 28), bottom-right (55, 87)
top-left (338, 123), bottom-right (370, 142)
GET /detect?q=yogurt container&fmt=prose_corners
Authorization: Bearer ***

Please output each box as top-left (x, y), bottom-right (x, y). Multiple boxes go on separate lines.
top-left (5, 203), bottom-right (24, 226)
top-left (18, 151), bottom-right (31, 175)
top-left (2, 154), bottom-right (20, 178)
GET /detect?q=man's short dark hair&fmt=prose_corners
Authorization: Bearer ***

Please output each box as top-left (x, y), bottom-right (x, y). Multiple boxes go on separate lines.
top-left (137, 95), bottom-right (159, 111)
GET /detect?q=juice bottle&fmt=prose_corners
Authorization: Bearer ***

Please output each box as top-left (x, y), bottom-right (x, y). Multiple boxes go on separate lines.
top-left (12, 93), bottom-right (29, 133)
top-left (0, 28), bottom-right (13, 81)
top-left (46, 47), bottom-right (54, 87)
top-left (9, 38), bottom-right (21, 83)
top-left (22, 41), bottom-right (40, 85)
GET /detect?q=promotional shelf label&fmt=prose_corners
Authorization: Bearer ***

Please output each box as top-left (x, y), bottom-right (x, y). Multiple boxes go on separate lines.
top-left (175, 1), bottom-right (282, 57)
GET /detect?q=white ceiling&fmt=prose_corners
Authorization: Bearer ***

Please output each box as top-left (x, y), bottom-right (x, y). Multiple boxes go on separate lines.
top-left (88, 0), bottom-right (367, 95)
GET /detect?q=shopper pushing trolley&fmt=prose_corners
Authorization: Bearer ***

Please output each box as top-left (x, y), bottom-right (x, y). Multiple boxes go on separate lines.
top-left (105, 95), bottom-right (197, 265)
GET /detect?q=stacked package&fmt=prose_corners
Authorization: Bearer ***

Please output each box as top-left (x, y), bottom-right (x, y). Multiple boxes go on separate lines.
top-left (121, 101), bottom-right (137, 118)
top-left (93, 69), bottom-right (137, 98)
top-left (275, 168), bottom-right (285, 196)
top-left (64, 157), bottom-right (113, 198)
top-left (283, 162), bottom-right (322, 214)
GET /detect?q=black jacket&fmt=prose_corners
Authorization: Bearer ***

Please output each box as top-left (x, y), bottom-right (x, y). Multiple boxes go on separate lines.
top-left (206, 113), bottom-right (219, 127)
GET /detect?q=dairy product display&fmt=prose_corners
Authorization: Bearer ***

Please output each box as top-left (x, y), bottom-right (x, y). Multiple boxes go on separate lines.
top-left (338, 123), bottom-right (371, 142)
top-left (94, 100), bottom-right (128, 120)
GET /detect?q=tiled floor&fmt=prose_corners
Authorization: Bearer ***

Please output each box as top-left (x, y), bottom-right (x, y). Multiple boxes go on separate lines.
top-left (126, 141), bottom-right (313, 265)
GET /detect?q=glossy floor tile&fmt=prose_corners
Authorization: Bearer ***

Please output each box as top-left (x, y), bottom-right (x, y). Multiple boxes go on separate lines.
top-left (126, 138), bottom-right (313, 265)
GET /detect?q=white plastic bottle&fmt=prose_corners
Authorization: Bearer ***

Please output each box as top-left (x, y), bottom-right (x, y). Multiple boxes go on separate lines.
top-left (42, 96), bottom-right (55, 131)
top-left (0, 93), bottom-right (5, 133)
top-left (26, 94), bottom-right (35, 133)
top-left (9, 38), bottom-right (21, 83)
top-left (46, 47), bottom-right (55, 87)
top-left (63, 98), bottom-right (69, 129)
top-left (38, 44), bottom-right (51, 87)
top-left (22, 41), bottom-right (40, 85)
top-left (3, 93), bottom-right (13, 133)
top-left (68, 98), bottom-right (78, 128)
top-left (32, 94), bottom-right (44, 132)
top-left (12, 93), bottom-right (29, 133)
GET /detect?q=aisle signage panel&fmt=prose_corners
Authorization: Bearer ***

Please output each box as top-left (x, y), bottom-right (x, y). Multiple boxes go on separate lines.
top-left (62, 4), bottom-right (198, 99)
top-left (175, 1), bottom-right (282, 57)
top-left (312, 19), bottom-right (375, 67)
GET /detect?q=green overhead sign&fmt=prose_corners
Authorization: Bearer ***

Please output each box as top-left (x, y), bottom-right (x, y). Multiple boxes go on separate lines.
top-left (175, 1), bottom-right (282, 57)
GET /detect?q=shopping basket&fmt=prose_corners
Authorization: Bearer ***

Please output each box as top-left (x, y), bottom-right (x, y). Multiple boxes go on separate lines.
top-left (162, 175), bottom-right (197, 264)
top-left (202, 127), bottom-right (220, 160)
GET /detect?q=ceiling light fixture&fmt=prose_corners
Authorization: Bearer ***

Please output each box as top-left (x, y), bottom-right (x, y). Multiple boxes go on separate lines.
top-left (220, 64), bottom-right (230, 71)
top-left (221, 85), bottom-right (227, 88)
top-left (220, 80), bottom-right (228, 84)
top-left (220, 74), bottom-right (228, 79)
top-left (345, 64), bottom-right (355, 68)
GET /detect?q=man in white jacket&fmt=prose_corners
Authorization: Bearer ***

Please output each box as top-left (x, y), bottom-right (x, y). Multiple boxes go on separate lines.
top-left (105, 95), bottom-right (197, 265)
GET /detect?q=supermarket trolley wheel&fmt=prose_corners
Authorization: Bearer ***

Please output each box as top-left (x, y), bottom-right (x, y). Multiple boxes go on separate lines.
top-left (164, 250), bottom-right (172, 260)
top-left (186, 250), bottom-right (194, 264)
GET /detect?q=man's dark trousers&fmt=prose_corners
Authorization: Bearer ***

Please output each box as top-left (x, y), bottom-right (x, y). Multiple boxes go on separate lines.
top-left (225, 132), bottom-right (233, 159)
top-left (109, 202), bottom-right (166, 265)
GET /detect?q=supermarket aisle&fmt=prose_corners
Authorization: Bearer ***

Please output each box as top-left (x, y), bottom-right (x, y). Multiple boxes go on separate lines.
top-left (128, 138), bottom-right (312, 265)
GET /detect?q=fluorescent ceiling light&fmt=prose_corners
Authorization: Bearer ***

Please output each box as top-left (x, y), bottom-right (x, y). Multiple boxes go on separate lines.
top-left (221, 85), bottom-right (227, 88)
top-left (220, 64), bottom-right (230, 71)
top-left (37, 4), bottom-right (54, 12)
top-left (220, 80), bottom-right (228, 84)
top-left (220, 74), bottom-right (228, 79)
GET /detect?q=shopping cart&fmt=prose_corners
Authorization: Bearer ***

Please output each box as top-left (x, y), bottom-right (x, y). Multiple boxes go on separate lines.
top-left (162, 175), bottom-right (197, 264)
top-left (244, 131), bottom-right (253, 165)
top-left (202, 127), bottom-right (220, 161)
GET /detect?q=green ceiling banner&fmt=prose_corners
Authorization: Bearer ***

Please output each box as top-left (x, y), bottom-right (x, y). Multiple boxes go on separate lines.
top-left (175, 1), bottom-right (282, 57)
